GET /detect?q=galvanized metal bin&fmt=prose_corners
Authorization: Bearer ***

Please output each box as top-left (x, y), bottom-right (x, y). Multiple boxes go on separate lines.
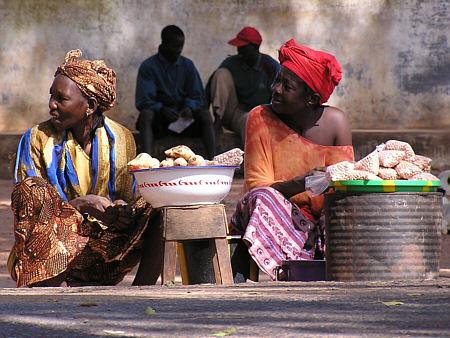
top-left (325, 192), bottom-right (442, 281)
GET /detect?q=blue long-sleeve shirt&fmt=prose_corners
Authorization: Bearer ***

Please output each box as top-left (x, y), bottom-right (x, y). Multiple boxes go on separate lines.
top-left (135, 53), bottom-right (205, 113)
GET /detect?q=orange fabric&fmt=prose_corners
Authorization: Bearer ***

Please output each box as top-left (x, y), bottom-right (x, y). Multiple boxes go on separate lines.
top-left (244, 105), bottom-right (354, 218)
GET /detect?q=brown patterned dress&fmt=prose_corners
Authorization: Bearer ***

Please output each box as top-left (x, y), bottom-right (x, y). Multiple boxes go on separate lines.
top-left (10, 177), bottom-right (154, 287)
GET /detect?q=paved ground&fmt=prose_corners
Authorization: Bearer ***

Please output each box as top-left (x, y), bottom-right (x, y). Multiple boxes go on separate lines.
top-left (0, 280), bottom-right (449, 337)
top-left (0, 179), bottom-right (449, 337)
top-left (0, 278), bottom-right (450, 337)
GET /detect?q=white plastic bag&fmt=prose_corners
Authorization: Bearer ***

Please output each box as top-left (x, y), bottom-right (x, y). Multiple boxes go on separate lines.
top-left (305, 172), bottom-right (331, 196)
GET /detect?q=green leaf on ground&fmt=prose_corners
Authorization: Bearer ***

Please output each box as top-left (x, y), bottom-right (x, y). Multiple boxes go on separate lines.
top-left (80, 302), bottom-right (98, 307)
top-left (145, 306), bottom-right (156, 316)
top-left (212, 327), bottom-right (237, 336)
top-left (382, 301), bottom-right (404, 307)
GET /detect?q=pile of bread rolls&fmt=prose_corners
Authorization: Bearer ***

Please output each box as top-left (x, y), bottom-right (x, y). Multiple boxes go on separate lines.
top-left (127, 145), bottom-right (244, 171)
top-left (327, 140), bottom-right (439, 181)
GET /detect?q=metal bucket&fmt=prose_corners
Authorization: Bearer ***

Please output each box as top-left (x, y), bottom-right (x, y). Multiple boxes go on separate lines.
top-left (325, 192), bottom-right (442, 281)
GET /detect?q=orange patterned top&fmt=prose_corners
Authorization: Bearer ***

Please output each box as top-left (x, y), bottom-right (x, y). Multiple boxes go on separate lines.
top-left (244, 105), bottom-right (354, 218)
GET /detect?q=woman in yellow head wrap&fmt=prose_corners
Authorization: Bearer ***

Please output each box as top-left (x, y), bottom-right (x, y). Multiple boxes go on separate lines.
top-left (9, 50), bottom-right (161, 287)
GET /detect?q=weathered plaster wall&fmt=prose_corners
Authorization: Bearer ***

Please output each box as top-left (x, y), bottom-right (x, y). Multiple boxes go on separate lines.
top-left (0, 0), bottom-right (448, 133)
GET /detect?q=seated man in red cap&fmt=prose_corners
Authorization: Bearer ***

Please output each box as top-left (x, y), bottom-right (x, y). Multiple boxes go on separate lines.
top-left (207, 26), bottom-right (280, 147)
top-left (229, 39), bottom-right (354, 282)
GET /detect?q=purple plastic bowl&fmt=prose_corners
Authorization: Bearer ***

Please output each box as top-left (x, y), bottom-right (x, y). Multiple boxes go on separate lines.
top-left (278, 260), bottom-right (326, 281)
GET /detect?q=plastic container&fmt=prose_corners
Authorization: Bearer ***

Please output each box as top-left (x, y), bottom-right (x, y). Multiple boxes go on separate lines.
top-left (131, 165), bottom-right (239, 208)
top-left (276, 260), bottom-right (326, 281)
top-left (331, 179), bottom-right (440, 193)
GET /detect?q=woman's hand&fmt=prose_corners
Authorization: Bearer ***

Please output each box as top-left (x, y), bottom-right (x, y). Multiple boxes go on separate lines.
top-left (105, 200), bottom-right (135, 231)
top-left (69, 195), bottom-right (115, 223)
top-left (270, 175), bottom-right (307, 200)
top-left (69, 196), bottom-right (137, 230)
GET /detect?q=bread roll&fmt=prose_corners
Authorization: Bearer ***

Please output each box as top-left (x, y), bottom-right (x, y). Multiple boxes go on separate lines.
top-left (172, 145), bottom-right (195, 160)
top-left (173, 157), bottom-right (188, 166)
top-left (160, 158), bottom-right (175, 167)
top-left (148, 158), bottom-right (160, 168)
top-left (188, 155), bottom-right (205, 166)
top-left (164, 147), bottom-right (177, 158)
top-left (164, 145), bottom-right (195, 160)
top-left (127, 153), bottom-right (154, 170)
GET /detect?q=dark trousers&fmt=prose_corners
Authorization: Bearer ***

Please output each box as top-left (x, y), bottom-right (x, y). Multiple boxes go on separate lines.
top-left (136, 108), bottom-right (216, 159)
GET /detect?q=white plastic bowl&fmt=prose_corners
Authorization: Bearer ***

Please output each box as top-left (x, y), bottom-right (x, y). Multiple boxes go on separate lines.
top-left (131, 165), bottom-right (239, 208)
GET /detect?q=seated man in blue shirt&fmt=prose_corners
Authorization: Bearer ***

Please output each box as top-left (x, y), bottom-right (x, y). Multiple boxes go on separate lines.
top-left (135, 25), bottom-right (215, 158)
top-left (207, 26), bottom-right (280, 147)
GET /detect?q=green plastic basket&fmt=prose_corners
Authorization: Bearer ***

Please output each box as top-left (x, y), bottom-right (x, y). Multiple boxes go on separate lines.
top-left (331, 179), bottom-right (441, 193)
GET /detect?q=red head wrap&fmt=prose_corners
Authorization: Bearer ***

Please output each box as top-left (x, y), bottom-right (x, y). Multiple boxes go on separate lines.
top-left (278, 39), bottom-right (342, 104)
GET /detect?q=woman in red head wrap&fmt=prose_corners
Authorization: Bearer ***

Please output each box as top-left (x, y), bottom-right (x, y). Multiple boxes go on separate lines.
top-left (230, 40), bottom-right (354, 282)
top-left (278, 39), bottom-right (343, 104)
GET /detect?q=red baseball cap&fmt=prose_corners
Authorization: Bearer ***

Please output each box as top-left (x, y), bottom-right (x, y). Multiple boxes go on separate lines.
top-left (228, 27), bottom-right (262, 47)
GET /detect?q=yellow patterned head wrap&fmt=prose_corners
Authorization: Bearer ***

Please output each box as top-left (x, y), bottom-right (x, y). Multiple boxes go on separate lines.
top-left (55, 49), bottom-right (116, 112)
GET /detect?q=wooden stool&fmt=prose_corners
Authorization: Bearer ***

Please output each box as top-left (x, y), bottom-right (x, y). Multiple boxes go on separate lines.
top-left (160, 204), bottom-right (233, 285)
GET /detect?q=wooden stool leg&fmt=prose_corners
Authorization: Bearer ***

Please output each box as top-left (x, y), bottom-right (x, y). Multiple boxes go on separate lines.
top-left (177, 243), bottom-right (190, 285)
top-left (162, 241), bottom-right (177, 285)
top-left (212, 238), bottom-right (234, 285)
top-left (212, 240), bottom-right (222, 284)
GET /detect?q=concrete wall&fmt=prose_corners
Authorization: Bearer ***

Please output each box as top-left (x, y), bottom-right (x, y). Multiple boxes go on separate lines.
top-left (0, 0), bottom-right (449, 133)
